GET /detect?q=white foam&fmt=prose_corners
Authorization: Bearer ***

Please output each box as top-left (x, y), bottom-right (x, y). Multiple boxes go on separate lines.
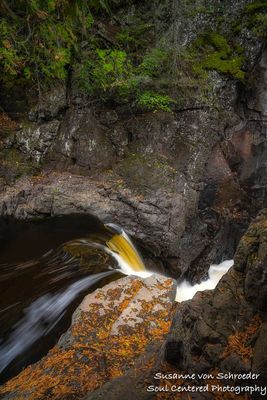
top-left (175, 259), bottom-right (234, 302)
top-left (111, 250), bottom-right (153, 278)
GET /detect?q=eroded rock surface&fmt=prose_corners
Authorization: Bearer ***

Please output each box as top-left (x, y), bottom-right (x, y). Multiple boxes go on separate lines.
top-left (164, 211), bottom-right (267, 399)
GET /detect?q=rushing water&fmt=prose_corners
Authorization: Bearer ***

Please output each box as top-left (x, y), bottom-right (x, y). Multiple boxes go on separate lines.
top-left (0, 271), bottom-right (113, 376)
top-left (175, 259), bottom-right (234, 302)
top-left (0, 214), bottom-right (233, 384)
top-left (0, 215), bottom-right (148, 383)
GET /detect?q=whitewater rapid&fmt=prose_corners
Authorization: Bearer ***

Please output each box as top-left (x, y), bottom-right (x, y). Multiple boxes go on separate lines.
top-left (114, 229), bottom-right (234, 302)
top-left (175, 259), bottom-right (234, 302)
top-left (114, 231), bottom-right (234, 303)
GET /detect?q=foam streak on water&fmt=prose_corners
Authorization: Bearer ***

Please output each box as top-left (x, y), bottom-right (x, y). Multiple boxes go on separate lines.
top-left (0, 270), bottom-right (113, 374)
top-left (175, 259), bottom-right (234, 302)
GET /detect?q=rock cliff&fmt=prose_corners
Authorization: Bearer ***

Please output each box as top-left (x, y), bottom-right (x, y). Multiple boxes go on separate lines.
top-left (0, 1), bottom-right (267, 399)
top-left (0, 1), bottom-right (266, 280)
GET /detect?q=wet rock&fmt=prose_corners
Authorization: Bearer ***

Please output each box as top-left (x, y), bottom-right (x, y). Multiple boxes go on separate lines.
top-left (233, 210), bottom-right (267, 311)
top-left (244, 256), bottom-right (267, 312)
top-left (245, 49), bottom-right (267, 123)
top-left (0, 274), bottom-right (176, 400)
top-left (165, 211), bottom-right (267, 387)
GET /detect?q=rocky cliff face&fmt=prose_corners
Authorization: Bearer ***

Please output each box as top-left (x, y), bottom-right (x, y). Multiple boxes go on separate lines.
top-left (163, 209), bottom-right (267, 399)
top-left (1, 1), bottom-right (267, 399)
top-left (0, 1), bottom-right (266, 280)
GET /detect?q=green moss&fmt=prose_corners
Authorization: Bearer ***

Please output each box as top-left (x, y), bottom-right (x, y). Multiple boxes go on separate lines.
top-left (241, 1), bottom-right (267, 37)
top-left (192, 32), bottom-right (245, 80)
top-left (244, 1), bottom-right (267, 13)
top-left (202, 53), bottom-right (245, 79)
top-left (189, 5), bottom-right (215, 17)
top-left (206, 33), bottom-right (231, 54)
top-left (232, 22), bottom-right (242, 34)
top-left (229, 2), bottom-right (267, 39)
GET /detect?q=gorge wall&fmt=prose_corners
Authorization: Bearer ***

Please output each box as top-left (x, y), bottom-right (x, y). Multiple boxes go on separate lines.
top-left (0, 1), bottom-right (266, 281)
top-left (0, 1), bottom-right (267, 398)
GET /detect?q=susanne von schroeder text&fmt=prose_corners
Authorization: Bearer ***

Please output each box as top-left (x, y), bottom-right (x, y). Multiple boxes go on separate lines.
top-left (153, 372), bottom-right (260, 380)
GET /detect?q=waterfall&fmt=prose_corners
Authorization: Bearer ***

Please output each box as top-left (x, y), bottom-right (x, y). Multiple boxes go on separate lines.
top-left (104, 225), bottom-right (233, 301)
top-left (104, 226), bottom-right (233, 301)
top-left (0, 224), bottom-right (150, 376)
top-left (105, 227), bottom-right (152, 278)
top-left (175, 260), bottom-right (234, 302)
top-left (0, 216), bottom-right (234, 379)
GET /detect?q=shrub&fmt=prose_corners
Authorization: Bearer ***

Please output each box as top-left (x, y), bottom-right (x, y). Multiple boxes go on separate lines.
top-left (136, 91), bottom-right (174, 112)
top-left (0, 0), bottom-right (109, 87)
top-left (75, 45), bottom-right (174, 110)
top-left (77, 49), bottom-right (133, 95)
top-left (138, 47), bottom-right (169, 76)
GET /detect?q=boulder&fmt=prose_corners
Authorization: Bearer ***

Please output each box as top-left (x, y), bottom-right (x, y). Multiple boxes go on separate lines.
top-left (0, 274), bottom-right (176, 400)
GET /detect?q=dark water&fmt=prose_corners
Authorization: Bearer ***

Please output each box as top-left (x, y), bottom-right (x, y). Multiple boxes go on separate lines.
top-left (0, 214), bottom-right (124, 384)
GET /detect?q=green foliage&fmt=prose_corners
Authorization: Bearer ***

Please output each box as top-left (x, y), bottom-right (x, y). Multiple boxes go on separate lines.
top-left (244, 1), bottom-right (267, 13)
top-left (2, 0), bottom-right (256, 112)
top-left (0, 0), bottom-right (176, 112)
top-left (116, 21), bottom-right (153, 51)
top-left (0, 0), bottom-right (109, 87)
top-left (76, 49), bottom-right (133, 95)
top-left (138, 48), bottom-right (169, 76)
top-left (136, 91), bottom-right (174, 112)
top-left (75, 44), bottom-right (175, 111)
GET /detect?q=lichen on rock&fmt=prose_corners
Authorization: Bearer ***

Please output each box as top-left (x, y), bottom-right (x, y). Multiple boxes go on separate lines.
top-left (0, 274), bottom-right (176, 400)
